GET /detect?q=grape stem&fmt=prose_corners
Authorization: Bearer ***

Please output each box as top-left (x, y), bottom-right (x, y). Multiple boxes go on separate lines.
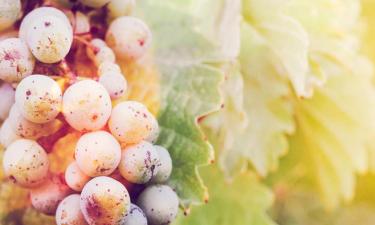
top-left (58, 59), bottom-right (77, 83)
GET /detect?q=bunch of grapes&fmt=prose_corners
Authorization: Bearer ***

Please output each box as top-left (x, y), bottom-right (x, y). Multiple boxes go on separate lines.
top-left (0, 1), bottom-right (179, 225)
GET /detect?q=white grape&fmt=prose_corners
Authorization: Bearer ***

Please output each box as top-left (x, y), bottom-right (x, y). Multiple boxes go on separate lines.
top-left (80, 176), bottom-right (130, 225)
top-left (145, 115), bottom-right (159, 144)
top-left (90, 46), bottom-right (116, 66)
top-left (0, 38), bottom-right (35, 83)
top-left (56, 194), bottom-right (88, 225)
top-left (90, 38), bottom-right (107, 48)
top-left (151, 146), bottom-right (172, 183)
top-left (15, 75), bottom-right (62, 124)
top-left (98, 61), bottom-right (121, 75)
top-left (30, 175), bottom-right (72, 215)
top-left (99, 71), bottom-right (127, 99)
top-left (7, 105), bottom-right (58, 139)
top-left (2, 139), bottom-right (49, 188)
top-left (62, 80), bottom-right (112, 131)
top-left (65, 161), bottom-right (91, 191)
top-left (119, 141), bottom-right (160, 184)
top-left (75, 131), bottom-right (121, 177)
top-left (120, 204), bottom-right (147, 225)
top-left (107, 0), bottom-right (135, 19)
top-left (106, 17), bottom-right (152, 60)
top-left (74, 11), bottom-right (90, 35)
top-left (79, 0), bottom-right (111, 8)
top-left (0, 119), bottom-right (20, 147)
top-left (0, 82), bottom-right (15, 121)
top-left (26, 15), bottom-right (73, 63)
top-left (0, 0), bottom-right (21, 32)
top-left (137, 185), bottom-right (179, 225)
top-left (108, 101), bottom-right (156, 144)
top-left (19, 7), bottom-right (72, 41)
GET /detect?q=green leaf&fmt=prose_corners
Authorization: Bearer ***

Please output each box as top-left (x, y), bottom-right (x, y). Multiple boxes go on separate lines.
top-left (173, 166), bottom-right (277, 225)
top-left (136, 0), bottom-right (225, 209)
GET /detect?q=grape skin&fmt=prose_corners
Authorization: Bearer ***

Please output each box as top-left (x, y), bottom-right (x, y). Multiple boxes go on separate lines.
top-left (3, 139), bottom-right (49, 188)
top-left (75, 131), bottom-right (121, 177)
top-left (0, 82), bottom-right (15, 121)
top-left (137, 185), bottom-right (179, 225)
top-left (107, 0), bottom-right (135, 20)
top-left (145, 115), bottom-right (159, 144)
top-left (98, 61), bottom-right (121, 75)
top-left (0, 119), bottom-right (20, 147)
top-left (30, 175), bottom-right (72, 215)
top-left (0, 38), bottom-right (35, 83)
top-left (120, 204), bottom-right (147, 225)
top-left (79, 0), bottom-right (111, 8)
top-left (99, 71), bottom-right (127, 99)
top-left (0, 0), bottom-right (21, 32)
top-left (106, 17), bottom-right (152, 60)
top-left (151, 145), bottom-right (172, 183)
top-left (74, 11), bottom-right (90, 35)
top-left (19, 7), bottom-right (72, 41)
top-left (15, 75), bottom-right (62, 124)
top-left (62, 80), bottom-right (112, 132)
top-left (56, 194), bottom-right (88, 225)
top-left (26, 15), bottom-right (73, 63)
top-left (108, 101), bottom-right (156, 144)
top-left (119, 141), bottom-right (160, 184)
top-left (65, 161), bottom-right (91, 191)
top-left (80, 176), bottom-right (130, 225)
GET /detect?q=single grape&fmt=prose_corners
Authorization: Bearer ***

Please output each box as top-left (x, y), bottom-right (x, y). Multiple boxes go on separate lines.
top-left (15, 75), bottom-right (62, 124)
top-left (108, 101), bottom-right (156, 144)
top-left (120, 204), bottom-right (147, 225)
top-left (98, 61), bottom-right (121, 75)
top-left (90, 46), bottom-right (116, 66)
top-left (56, 194), bottom-right (88, 225)
top-left (151, 145), bottom-right (172, 183)
top-left (106, 16), bottom-right (152, 60)
top-left (137, 185), bottom-right (179, 225)
top-left (19, 7), bottom-right (72, 41)
top-left (99, 71), bottom-right (127, 99)
top-left (145, 115), bottom-right (159, 144)
top-left (0, 119), bottom-right (20, 147)
top-left (65, 161), bottom-right (91, 191)
top-left (26, 15), bottom-right (73, 63)
top-left (0, 82), bottom-right (15, 121)
top-left (80, 176), bottom-right (130, 225)
top-left (7, 105), bottom-right (59, 139)
top-left (0, 38), bottom-right (35, 83)
top-left (2, 139), bottom-right (49, 188)
top-left (62, 80), bottom-right (112, 131)
top-left (0, 0), bottom-right (21, 32)
top-left (74, 11), bottom-right (90, 35)
top-left (79, 0), bottom-right (111, 8)
top-left (107, 0), bottom-right (135, 19)
top-left (30, 175), bottom-right (72, 215)
top-left (90, 38), bottom-right (107, 48)
top-left (75, 131), bottom-right (121, 177)
top-left (119, 141), bottom-right (160, 184)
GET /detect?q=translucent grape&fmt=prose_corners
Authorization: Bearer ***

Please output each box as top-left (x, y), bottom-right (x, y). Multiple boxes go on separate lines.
top-left (19, 7), bottom-right (72, 41)
top-left (0, 119), bottom-right (20, 147)
top-left (30, 175), bottom-right (72, 215)
top-left (2, 139), bottom-right (49, 188)
top-left (151, 145), bottom-right (172, 183)
top-left (65, 161), bottom-right (91, 191)
top-left (26, 15), bottom-right (73, 63)
top-left (7, 105), bottom-right (59, 139)
top-left (0, 0), bottom-right (21, 32)
top-left (90, 46), bottom-right (116, 66)
top-left (74, 11), bottom-right (90, 35)
top-left (99, 71), bottom-right (127, 99)
top-left (107, 0), bottom-right (135, 19)
top-left (98, 61), bottom-right (121, 76)
top-left (56, 194), bottom-right (88, 225)
top-left (145, 115), bottom-right (159, 144)
top-left (106, 17), bottom-right (152, 60)
top-left (0, 82), bottom-right (15, 121)
top-left (15, 75), bottom-right (62, 124)
top-left (120, 204), bottom-right (147, 225)
top-left (79, 0), bottom-right (111, 8)
top-left (119, 141), bottom-right (160, 184)
top-left (137, 185), bottom-right (179, 225)
top-left (75, 131), bottom-right (121, 177)
top-left (62, 80), bottom-right (112, 131)
top-left (108, 101), bottom-right (155, 144)
top-left (80, 176), bottom-right (130, 225)
top-left (0, 38), bottom-right (35, 83)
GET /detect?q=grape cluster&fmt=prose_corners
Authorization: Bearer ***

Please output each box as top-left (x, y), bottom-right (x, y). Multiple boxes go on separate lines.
top-left (0, 1), bottom-right (178, 225)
